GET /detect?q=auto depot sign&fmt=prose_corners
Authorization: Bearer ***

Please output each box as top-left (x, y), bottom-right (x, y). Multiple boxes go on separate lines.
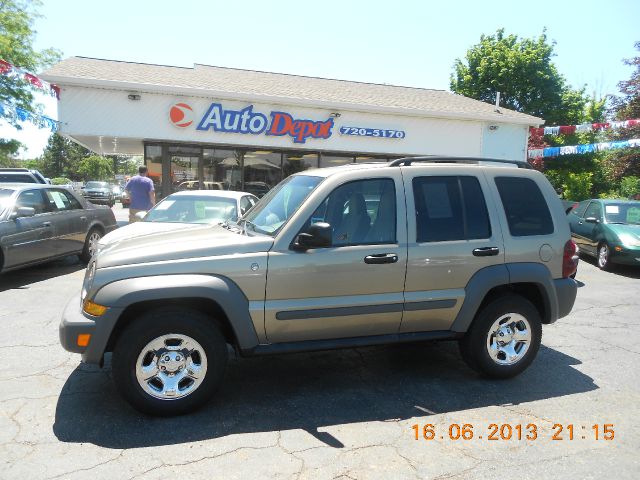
top-left (169, 102), bottom-right (335, 144)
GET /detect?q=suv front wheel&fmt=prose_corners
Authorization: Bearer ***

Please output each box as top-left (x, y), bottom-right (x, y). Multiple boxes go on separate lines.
top-left (112, 309), bottom-right (228, 415)
top-left (459, 294), bottom-right (542, 378)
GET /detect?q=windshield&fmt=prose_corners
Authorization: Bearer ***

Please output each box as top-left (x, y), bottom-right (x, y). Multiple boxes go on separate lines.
top-left (0, 188), bottom-right (14, 215)
top-left (604, 202), bottom-right (640, 225)
top-left (144, 195), bottom-right (238, 224)
top-left (85, 181), bottom-right (109, 189)
top-left (242, 175), bottom-right (323, 236)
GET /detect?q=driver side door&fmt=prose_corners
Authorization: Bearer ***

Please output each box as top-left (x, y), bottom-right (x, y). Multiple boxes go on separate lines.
top-left (1, 189), bottom-right (56, 268)
top-left (264, 175), bottom-right (407, 343)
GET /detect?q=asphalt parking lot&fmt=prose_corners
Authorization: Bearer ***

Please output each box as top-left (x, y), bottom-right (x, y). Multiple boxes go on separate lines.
top-left (1, 227), bottom-right (639, 479)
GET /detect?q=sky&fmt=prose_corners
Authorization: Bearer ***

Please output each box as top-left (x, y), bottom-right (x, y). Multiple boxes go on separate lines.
top-left (2, 0), bottom-right (639, 158)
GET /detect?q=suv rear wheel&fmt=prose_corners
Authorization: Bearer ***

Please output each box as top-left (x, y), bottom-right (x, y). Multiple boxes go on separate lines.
top-left (112, 309), bottom-right (227, 415)
top-left (459, 294), bottom-right (542, 378)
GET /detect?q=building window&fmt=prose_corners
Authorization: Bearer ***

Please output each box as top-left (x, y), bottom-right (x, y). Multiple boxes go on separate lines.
top-left (282, 151), bottom-right (318, 178)
top-left (203, 148), bottom-right (242, 191)
top-left (355, 155), bottom-right (389, 163)
top-left (243, 150), bottom-right (282, 197)
top-left (320, 153), bottom-right (354, 168)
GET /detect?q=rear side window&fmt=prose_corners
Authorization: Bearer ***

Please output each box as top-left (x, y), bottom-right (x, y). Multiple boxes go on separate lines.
top-left (0, 173), bottom-right (36, 183)
top-left (495, 177), bottom-right (554, 236)
top-left (413, 176), bottom-right (491, 242)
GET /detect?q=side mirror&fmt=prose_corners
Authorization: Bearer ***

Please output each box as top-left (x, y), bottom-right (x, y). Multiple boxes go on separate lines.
top-left (293, 222), bottom-right (332, 250)
top-left (584, 217), bottom-right (599, 224)
top-left (10, 207), bottom-right (36, 219)
top-left (135, 211), bottom-right (147, 220)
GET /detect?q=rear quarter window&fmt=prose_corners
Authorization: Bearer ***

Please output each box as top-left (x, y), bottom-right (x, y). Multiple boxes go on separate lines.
top-left (495, 177), bottom-right (554, 236)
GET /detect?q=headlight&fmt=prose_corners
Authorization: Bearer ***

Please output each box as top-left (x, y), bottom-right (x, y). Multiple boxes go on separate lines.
top-left (81, 260), bottom-right (97, 302)
top-left (617, 233), bottom-right (640, 247)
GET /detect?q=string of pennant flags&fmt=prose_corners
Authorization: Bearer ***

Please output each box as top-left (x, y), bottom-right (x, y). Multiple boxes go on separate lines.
top-left (0, 101), bottom-right (59, 132)
top-left (0, 59), bottom-right (60, 99)
top-left (528, 138), bottom-right (640, 159)
top-left (529, 119), bottom-right (640, 137)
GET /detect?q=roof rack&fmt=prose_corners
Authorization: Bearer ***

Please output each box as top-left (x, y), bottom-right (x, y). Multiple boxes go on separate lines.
top-left (388, 156), bottom-right (532, 169)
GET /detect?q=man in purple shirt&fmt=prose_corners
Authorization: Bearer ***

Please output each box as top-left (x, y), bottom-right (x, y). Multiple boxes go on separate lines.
top-left (125, 166), bottom-right (156, 223)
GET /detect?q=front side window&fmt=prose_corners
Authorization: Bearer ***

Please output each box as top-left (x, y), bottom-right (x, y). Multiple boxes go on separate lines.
top-left (16, 189), bottom-right (47, 214)
top-left (305, 178), bottom-right (396, 246)
top-left (242, 175), bottom-right (323, 236)
top-left (495, 177), bottom-right (554, 237)
top-left (583, 201), bottom-right (602, 220)
top-left (413, 176), bottom-right (491, 242)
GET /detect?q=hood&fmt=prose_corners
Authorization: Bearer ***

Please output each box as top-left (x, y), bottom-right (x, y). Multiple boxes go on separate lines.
top-left (96, 222), bottom-right (273, 268)
top-left (607, 223), bottom-right (640, 240)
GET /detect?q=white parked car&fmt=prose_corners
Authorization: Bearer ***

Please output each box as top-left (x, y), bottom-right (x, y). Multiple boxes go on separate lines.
top-left (98, 190), bottom-right (259, 248)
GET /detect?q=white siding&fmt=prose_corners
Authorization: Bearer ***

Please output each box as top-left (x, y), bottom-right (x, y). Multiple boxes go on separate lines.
top-left (56, 85), bottom-right (525, 159)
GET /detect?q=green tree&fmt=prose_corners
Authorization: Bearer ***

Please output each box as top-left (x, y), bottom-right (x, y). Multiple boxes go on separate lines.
top-left (451, 29), bottom-right (587, 125)
top-left (610, 41), bottom-right (640, 120)
top-left (77, 155), bottom-right (113, 181)
top-left (0, 0), bottom-right (61, 127)
top-left (620, 176), bottom-right (640, 198)
top-left (0, 138), bottom-right (23, 166)
top-left (39, 133), bottom-right (90, 179)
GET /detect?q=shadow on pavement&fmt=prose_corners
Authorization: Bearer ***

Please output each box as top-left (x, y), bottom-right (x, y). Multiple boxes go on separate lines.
top-left (53, 342), bottom-right (597, 449)
top-left (578, 255), bottom-right (640, 279)
top-left (0, 256), bottom-right (85, 292)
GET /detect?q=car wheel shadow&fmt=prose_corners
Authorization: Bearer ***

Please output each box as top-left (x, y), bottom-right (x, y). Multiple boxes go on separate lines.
top-left (53, 342), bottom-right (597, 450)
top-left (0, 256), bottom-right (85, 292)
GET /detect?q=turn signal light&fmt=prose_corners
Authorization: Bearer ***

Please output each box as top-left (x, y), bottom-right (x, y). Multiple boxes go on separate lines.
top-left (77, 334), bottom-right (91, 347)
top-left (83, 299), bottom-right (108, 316)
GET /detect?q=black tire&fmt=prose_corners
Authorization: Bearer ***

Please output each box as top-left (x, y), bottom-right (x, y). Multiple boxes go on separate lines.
top-left (79, 227), bottom-right (103, 264)
top-left (459, 294), bottom-right (542, 378)
top-left (597, 243), bottom-right (612, 271)
top-left (112, 309), bottom-right (227, 416)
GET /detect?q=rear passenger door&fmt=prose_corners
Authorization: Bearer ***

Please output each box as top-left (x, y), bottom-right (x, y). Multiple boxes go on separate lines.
top-left (400, 169), bottom-right (503, 333)
top-left (42, 188), bottom-right (87, 255)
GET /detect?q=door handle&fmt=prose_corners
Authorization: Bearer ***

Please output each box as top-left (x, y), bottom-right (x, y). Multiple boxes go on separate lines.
top-left (364, 253), bottom-right (398, 264)
top-left (41, 222), bottom-right (52, 227)
top-left (80, 216), bottom-right (87, 221)
top-left (472, 247), bottom-right (499, 257)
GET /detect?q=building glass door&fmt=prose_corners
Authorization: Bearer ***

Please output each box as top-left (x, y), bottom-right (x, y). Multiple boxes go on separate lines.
top-left (169, 146), bottom-right (200, 193)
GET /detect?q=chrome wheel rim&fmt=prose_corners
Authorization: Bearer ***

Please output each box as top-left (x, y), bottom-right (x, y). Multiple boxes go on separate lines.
top-left (87, 232), bottom-right (101, 257)
top-left (135, 334), bottom-right (208, 400)
top-left (598, 245), bottom-right (608, 268)
top-left (486, 313), bottom-right (531, 365)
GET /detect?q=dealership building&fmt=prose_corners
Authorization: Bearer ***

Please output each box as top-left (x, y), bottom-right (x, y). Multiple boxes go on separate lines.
top-left (41, 57), bottom-right (541, 197)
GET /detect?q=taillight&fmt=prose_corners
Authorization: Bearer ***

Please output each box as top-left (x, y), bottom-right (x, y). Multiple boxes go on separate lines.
top-left (562, 240), bottom-right (579, 278)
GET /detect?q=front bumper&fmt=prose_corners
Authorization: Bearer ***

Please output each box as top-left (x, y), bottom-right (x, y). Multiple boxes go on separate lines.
top-left (59, 293), bottom-right (123, 364)
top-left (610, 245), bottom-right (640, 266)
top-left (86, 197), bottom-right (113, 205)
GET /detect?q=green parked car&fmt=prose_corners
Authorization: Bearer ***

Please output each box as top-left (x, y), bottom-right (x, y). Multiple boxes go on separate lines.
top-left (568, 199), bottom-right (640, 270)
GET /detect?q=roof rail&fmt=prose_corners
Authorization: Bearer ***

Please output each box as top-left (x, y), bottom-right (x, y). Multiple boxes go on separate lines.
top-left (388, 156), bottom-right (532, 169)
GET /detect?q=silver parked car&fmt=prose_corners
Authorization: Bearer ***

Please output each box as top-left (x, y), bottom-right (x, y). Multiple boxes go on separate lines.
top-left (0, 184), bottom-right (117, 272)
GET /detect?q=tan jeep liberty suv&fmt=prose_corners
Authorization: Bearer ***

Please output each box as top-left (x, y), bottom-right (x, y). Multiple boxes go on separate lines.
top-left (60, 157), bottom-right (579, 415)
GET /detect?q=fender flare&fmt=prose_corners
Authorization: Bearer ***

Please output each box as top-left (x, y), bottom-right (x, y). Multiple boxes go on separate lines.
top-left (94, 274), bottom-right (260, 349)
top-left (450, 263), bottom-right (557, 333)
